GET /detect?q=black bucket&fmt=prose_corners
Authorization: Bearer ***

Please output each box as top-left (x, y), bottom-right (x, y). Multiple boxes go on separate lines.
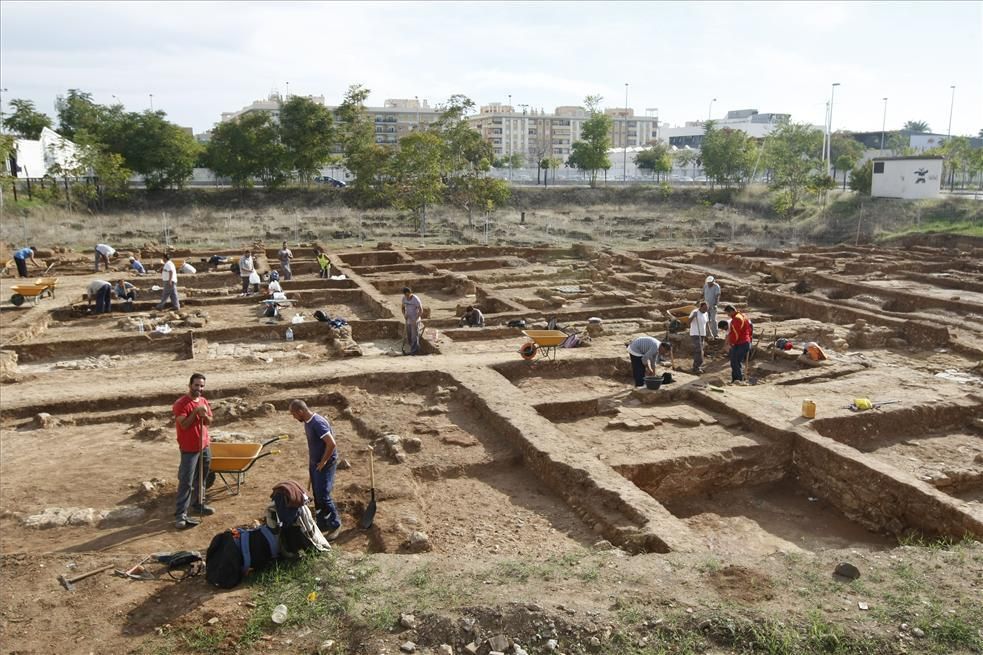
top-left (661, 372), bottom-right (674, 385)
top-left (643, 376), bottom-right (663, 390)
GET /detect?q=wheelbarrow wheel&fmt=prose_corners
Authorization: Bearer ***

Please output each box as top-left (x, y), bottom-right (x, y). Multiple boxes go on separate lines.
top-left (10, 294), bottom-right (25, 307)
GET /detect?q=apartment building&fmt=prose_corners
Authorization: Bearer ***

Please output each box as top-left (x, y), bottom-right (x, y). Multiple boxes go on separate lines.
top-left (355, 98), bottom-right (443, 145)
top-left (220, 93), bottom-right (327, 123)
top-left (467, 104), bottom-right (659, 166)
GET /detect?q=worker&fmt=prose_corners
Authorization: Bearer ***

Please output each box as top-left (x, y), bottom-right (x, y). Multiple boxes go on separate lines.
top-left (316, 248), bottom-right (331, 279)
top-left (239, 250), bottom-right (256, 295)
top-left (459, 305), bottom-right (485, 327)
top-left (179, 261), bottom-right (197, 274)
top-left (156, 253), bottom-right (180, 311)
top-left (724, 305), bottom-right (753, 383)
top-left (278, 241), bottom-right (294, 281)
top-left (173, 372), bottom-right (214, 529)
top-left (289, 399), bottom-right (342, 539)
top-left (401, 287), bottom-right (423, 355)
top-left (113, 279), bottom-right (137, 310)
top-left (12, 246), bottom-right (38, 278)
top-left (688, 301), bottom-right (710, 373)
top-left (94, 243), bottom-right (116, 271)
top-left (86, 279), bottom-right (114, 314)
top-left (703, 276), bottom-right (722, 339)
top-left (626, 336), bottom-right (673, 389)
top-left (129, 256), bottom-right (147, 275)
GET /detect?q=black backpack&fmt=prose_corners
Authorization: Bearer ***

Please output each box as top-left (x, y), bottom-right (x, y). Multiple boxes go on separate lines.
top-left (313, 310), bottom-right (330, 322)
top-left (205, 525), bottom-right (280, 589)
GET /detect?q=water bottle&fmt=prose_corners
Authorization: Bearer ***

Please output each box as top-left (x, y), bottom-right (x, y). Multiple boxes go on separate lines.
top-left (285, 327), bottom-right (294, 342)
top-left (271, 604), bottom-right (288, 624)
top-left (137, 319), bottom-right (145, 334)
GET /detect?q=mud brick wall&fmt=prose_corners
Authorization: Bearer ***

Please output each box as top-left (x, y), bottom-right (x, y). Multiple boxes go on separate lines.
top-left (793, 432), bottom-right (983, 540)
top-left (811, 398), bottom-right (983, 449)
top-left (9, 331), bottom-right (189, 363)
top-left (336, 250), bottom-right (406, 267)
top-left (804, 272), bottom-right (983, 316)
top-left (748, 287), bottom-right (949, 347)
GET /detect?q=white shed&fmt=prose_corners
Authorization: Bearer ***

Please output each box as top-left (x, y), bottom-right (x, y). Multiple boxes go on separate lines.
top-left (870, 156), bottom-right (943, 200)
top-left (10, 127), bottom-right (81, 178)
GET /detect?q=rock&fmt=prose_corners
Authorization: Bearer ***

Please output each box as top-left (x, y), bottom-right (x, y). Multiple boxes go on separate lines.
top-left (400, 613), bottom-right (417, 630)
top-left (318, 640), bottom-right (336, 654)
top-left (337, 458), bottom-right (352, 470)
top-left (0, 349), bottom-right (18, 381)
top-left (394, 449), bottom-right (408, 464)
top-left (419, 405), bottom-right (448, 416)
top-left (207, 617), bottom-right (219, 625)
top-left (464, 643), bottom-right (479, 655)
top-left (592, 540), bottom-right (614, 550)
top-left (546, 639), bottom-right (559, 651)
top-left (442, 434), bottom-right (479, 447)
top-left (438, 646), bottom-right (453, 655)
top-left (488, 635), bottom-right (509, 651)
top-left (858, 601), bottom-right (869, 611)
top-left (400, 642), bottom-right (416, 653)
top-left (589, 636), bottom-right (601, 647)
top-left (34, 413), bottom-right (57, 429)
top-left (404, 437), bottom-right (423, 452)
top-left (912, 627), bottom-right (925, 638)
top-left (383, 434), bottom-right (402, 448)
top-left (514, 646), bottom-right (529, 655)
top-left (404, 531), bottom-right (432, 553)
top-left (100, 506), bottom-right (146, 526)
top-left (834, 562), bottom-right (860, 580)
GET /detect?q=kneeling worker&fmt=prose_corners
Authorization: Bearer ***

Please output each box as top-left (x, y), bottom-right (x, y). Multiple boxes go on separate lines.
top-left (459, 305), bottom-right (484, 327)
top-left (627, 336), bottom-right (673, 389)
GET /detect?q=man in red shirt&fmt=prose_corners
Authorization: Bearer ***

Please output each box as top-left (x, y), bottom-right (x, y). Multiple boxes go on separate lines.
top-left (724, 305), bottom-right (753, 383)
top-left (173, 373), bottom-right (214, 529)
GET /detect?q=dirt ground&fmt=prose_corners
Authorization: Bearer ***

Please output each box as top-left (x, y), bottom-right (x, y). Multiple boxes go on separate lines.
top-left (1, 239), bottom-right (982, 654)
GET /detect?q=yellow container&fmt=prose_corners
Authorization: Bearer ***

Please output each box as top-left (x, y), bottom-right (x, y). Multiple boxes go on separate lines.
top-left (802, 399), bottom-right (817, 419)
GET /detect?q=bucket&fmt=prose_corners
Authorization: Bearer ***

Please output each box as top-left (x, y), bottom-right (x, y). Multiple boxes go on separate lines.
top-left (802, 399), bottom-right (816, 419)
top-left (643, 376), bottom-right (663, 390)
top-left (661, 372), bottom-right (674, 385)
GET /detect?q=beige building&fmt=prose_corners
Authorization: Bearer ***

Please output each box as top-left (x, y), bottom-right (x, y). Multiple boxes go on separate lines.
top-left (357, 98), bottom-right (443, 145)
top-left (467, 104), bottom-right (658, 166)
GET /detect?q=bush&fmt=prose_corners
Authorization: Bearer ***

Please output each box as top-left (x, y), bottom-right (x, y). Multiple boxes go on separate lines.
top-left (849, 161), bottom-right (872, 194)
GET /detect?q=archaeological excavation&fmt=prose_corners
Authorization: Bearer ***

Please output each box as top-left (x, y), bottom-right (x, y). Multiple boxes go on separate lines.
top-left (1, 239), bottom-right (982, 653)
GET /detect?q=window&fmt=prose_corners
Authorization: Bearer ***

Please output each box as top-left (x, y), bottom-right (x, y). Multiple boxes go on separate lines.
top-left (873, 162), bottom-right (885, 174)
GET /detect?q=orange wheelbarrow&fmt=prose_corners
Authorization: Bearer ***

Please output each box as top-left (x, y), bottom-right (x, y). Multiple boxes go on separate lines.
top-left (205, 435), bottom-right (287, 495)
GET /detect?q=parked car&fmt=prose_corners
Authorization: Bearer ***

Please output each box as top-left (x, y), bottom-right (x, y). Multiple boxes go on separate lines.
top-left (314, 176), bottom-right (346, 187)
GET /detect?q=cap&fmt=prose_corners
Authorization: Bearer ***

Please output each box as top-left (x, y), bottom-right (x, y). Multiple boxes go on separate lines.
top-left (706, 276), bottom-right (715, 284)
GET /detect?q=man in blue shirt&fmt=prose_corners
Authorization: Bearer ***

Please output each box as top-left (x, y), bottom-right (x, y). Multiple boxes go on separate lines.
top-left (12, 246), bottom-right (37, 278)
top-left (289, 399), bottom-right (342, 539)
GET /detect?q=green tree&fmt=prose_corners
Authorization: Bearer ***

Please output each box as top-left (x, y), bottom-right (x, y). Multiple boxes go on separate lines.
top-left (903, 120), bottom-right (930, 133)
top-left (568, 95), bottom-right (611, 188)
top-left (386, 130), bottom-right (446, 235)
top-left (830, 131), bottom-right (864, 189)
top-left (112, 111), bottom-right (200, 190)
top-left (336, 84), bottom-right (390, 205)
top-left (674, 149), bottom-right (696, 179)
top-left (3, 99), bottom-right (52, 139)
top-left (55, 89), bottom-right (104, 139)
top-left (849, 160), bottom-right (872, 194)
top-left (764, 121), bottom-right (824, 216)
top-left (937, 136), bottom-right (973, 191)
top-left (700, 122), bottom-right (757, 187)
top-left (206, 112), bottom-right (287, 190)
top-left (279, 96), bottom-right (335, 185)
top-left (888, 132), bottom-right (913, 156)
top-left (634, 141), bottom-right (672, 181)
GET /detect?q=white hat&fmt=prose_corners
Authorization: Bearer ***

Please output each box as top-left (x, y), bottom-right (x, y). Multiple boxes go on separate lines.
top-left (706, 275), bottom-right (715, 283)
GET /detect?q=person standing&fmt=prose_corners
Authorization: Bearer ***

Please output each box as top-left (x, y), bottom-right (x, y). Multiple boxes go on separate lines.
top-left (689, 301), bottom-right (710, 373)
top-left (703, 276), bottom-right (722, 340)
top-left (86, 279), bottom-right (113, 314)
top-left (401, 287), bottom-right (423, 355)
top-left (724, 304), bottom-right (753, 383)
top-left (278, 241), bottom-right (294, 281)
top-left (239, 250), bottom-right (255, 295)
top-left (94, 243), bottom-right (116, 271)
top-left (156, 253), bottom-right (180, 310)
top-left (173, 373), bottom-right (214, 529)
top-left (13, 246), bottom-right (38, 278)
top-left (316, 248), bottom-right (331, 279)
top-left (289, 399), bottom-right (342, 539)
top-left (626, 336), bottom-right (673, 389)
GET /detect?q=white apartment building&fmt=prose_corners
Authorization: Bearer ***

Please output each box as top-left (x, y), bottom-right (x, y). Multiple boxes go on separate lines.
top-left (660, 109), bottom-right (791, 149)
top-left (467, 104), bottom-right (659, 166)
top-left (220, 93), bottom-right (327, 123)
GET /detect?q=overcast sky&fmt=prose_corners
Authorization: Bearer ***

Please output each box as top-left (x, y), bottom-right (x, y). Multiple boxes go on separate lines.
top-left (1, 1), bottom-right (980, 136)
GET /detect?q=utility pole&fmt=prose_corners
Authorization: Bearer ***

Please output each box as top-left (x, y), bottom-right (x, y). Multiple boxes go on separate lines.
top-left (826, 82), bottom-right (840, 178)
top-left (946, 84), bottom-right (956, 138)
top-left (880, 97), bottom-right (888, 152)
top-left (623, 83), bottom-right (629, 182)
top-left (507, 94), bottom-right (513, 182)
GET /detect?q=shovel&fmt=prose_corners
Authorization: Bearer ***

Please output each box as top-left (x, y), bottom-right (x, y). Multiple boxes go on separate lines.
top-left (359, 450), bottom-right (376, 529)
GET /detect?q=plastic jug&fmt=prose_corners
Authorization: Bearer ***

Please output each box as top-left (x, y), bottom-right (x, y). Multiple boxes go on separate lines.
top-left (285, 328), bottom-right (294, 342)
top-left (801, 399), bottom-right (816, 419)
top-left (271, 604), bottom-right (288, 624)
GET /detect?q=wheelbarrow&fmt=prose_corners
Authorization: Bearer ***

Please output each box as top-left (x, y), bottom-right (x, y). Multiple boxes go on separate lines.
top-left (10, 277), bottom-right (59, 306)
top-left (666, 304), bottom-right (697, 333)
top-left (205, 435), bottom-right (287, 496)
top-left (519, 329), bottom-right (569, 362)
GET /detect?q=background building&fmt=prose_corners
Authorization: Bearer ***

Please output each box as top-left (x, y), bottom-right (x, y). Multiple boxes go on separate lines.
top-left (870, 156), bottom-right (943, 200)
top-left (660, 109), bottom-right (790, 149)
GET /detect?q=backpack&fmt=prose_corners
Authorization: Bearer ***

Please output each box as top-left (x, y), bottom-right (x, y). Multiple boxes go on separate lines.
top-left (313, 310), bottom-right (330, 322)
top-left (205, 524), bottom-right (280, 589)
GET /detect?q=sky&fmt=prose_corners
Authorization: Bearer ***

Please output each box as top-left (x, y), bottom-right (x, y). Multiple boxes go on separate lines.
top-left (1, 1), bottom-right (981, 136)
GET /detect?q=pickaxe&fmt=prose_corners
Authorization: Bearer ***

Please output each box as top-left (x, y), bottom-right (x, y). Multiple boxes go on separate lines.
top-left (58, 564), bottom-right (115, 591)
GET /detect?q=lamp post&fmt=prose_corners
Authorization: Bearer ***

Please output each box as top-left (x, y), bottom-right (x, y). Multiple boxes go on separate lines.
top-left (507, 93), bottom-right (512, 182)
top-left (623, 82), bottom-right (629, 182)
top-left (826, 82), bottom-right (840, 177)
top-left (707, 98), bottom-right (716, 122)
top-left (880, 97), bottom-right (888, 152)
top-left (946, 84), bottom-right (956, 138)
top-left (285, 81), bottom-right (289, 100)
top-left (0, 88), bottom-right (8, 133)
top-left (149, 93), bottom-right (154, 111)
top-left (414, 95), bottom-right (420, 132)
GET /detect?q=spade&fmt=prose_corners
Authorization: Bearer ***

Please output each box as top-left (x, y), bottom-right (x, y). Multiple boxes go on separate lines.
top-left (359, 450), bottom-right (377, 529)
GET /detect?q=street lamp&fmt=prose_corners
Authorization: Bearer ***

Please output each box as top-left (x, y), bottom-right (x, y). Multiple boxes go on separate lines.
top-left (707, 98), bottom-right (716, 122)
top-left (149, 93), bottom-right (154, 111)
top-left (285, 81), bottom-right (289, 99)
top-left (947, 84), bottom-right (956, 138)
top-left (507, 93), bottom-right (512, 182)
top-left (826, 82), bottom-right (840, 177)
top-left (414, 95), bottom-right (420, 132)
top-left (880, 97), bottom-right (888, 152)
top-left (623, 82), bottom-right (629, 182)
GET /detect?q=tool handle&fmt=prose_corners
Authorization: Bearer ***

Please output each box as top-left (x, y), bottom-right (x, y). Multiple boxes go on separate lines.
top-left (69, 564), bottom-right (115, 583)
top-left (369, 450), bottom-right (375, 489)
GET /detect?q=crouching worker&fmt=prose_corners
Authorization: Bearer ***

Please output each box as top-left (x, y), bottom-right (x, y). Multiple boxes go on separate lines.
top-left (289, 399), bottom-right (343, 540)
top-left (86, 279), bottom-right (114, 314)
top-left (459, 305), bottom-right (485, 327)
top-left (627, 336), bottom-right (673, 389)
top-left (114, 279), bottom-right (137, 310)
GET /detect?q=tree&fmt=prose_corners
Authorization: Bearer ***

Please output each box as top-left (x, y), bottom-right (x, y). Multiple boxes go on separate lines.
top-left (634, 141), bottom-right (672, 181)
top-left (112, 111), bottom-right (200, 190)
top-left (700, 122), bottom-right (757, 187)
top-left (888, 132), bottom-right (913, 157)
top-left (764, 121), bottom-right (824, 216)
top-left (937, 136), bottom-right (973, 191)
top-left (336, 84), bottom-right (390, 205)
top-left (386, 131), bottom-right (446, 235)
top-left (849, 160), bottom-right (872, 195)
top-left (903, 120), bottom-right (930, 133)
top-left (568, 95), bottom-right (611, 188)
top-left (3, 99), bottom-right (52, 139)
top-left (830, 131), bottom-right (864, 189)
top-left (279, 96), bottom-right (335, 184)
top-left (55, 89), bottom-right (104, 140)
top-left (206, 112), bottom-right (287, 190)
top-left (674, 149), bottom-right (696, 179)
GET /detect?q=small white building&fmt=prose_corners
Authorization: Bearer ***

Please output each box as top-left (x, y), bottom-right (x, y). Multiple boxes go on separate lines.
top-left (870, 156), bottom-right (943, 200)
top-left (10, 127), bottom-right (81, 178)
